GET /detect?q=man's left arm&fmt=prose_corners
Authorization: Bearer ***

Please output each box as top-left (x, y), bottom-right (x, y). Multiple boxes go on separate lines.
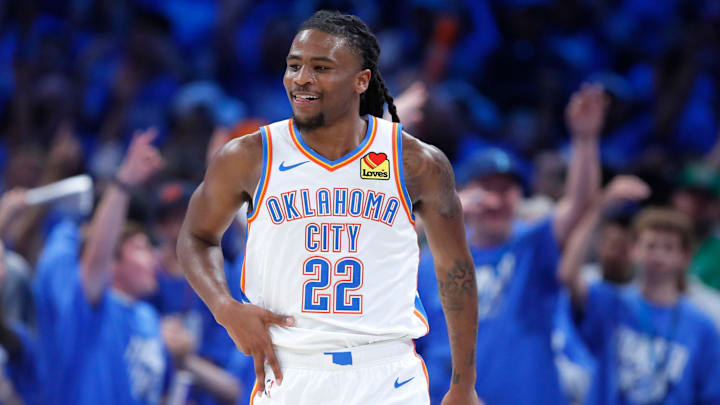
top-left (554, 83), bottom-right (608, 245)
top-left (404, 135), bottom-right (480, 405)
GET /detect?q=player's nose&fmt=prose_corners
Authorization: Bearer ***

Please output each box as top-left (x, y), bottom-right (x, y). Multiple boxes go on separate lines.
top-left (293, 65), bottom-right (315, 86)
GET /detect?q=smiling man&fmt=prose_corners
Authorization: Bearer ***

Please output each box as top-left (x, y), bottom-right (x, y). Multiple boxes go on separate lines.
top-left (177, 10), bottom-right (479, 405)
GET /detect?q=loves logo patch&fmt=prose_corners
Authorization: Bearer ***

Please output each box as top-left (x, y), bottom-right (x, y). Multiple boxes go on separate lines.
top-left (360, 152), bottom-right (390, 180)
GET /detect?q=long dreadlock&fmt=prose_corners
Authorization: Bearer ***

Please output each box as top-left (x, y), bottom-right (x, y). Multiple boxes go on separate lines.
top-left (299, 10), bottom-right (400, 123)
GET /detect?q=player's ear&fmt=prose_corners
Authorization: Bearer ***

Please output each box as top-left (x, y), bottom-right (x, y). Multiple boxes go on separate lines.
top-left (355, 69), bottom-right (371, 95)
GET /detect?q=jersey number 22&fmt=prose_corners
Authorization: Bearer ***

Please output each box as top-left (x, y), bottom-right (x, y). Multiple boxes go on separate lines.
top-left (302, 256), bottom-right (363, 313)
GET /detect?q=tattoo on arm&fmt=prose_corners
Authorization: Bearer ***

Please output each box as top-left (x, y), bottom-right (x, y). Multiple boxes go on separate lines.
top-left (430, 151), bottom-right (461, 219)
top-left (404, 135), bottom-right (479, 387)
top-left (437, 260), bottom-right (476, 312)
top-left (467, 336), bottom-right (476, 366)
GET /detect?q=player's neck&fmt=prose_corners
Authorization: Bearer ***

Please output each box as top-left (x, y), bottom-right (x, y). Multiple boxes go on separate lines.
top-left (297, 114), bottom-right (368, 161)
top-left (640, 276), bottom-right (680, 306)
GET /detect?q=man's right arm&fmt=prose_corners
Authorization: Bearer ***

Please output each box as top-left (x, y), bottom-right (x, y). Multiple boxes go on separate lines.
top-left (557, 203), bottom-right (601, 310)
top-left (81, 130), bottom-right (164, 305)
top-left (177, 135), bottom-right (256, 314)
top-left (177, 133), bottom-right (293, 395)
top-left (558, 176), bottom-right (650, 311)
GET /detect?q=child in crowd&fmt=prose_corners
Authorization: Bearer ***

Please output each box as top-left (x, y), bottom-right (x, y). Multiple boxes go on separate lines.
top-left (560, 176), bottom-right (720, 404)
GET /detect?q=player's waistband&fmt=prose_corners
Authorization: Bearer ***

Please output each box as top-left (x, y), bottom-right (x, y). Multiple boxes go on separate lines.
top-left (275, 339), bottom-right (414, 370)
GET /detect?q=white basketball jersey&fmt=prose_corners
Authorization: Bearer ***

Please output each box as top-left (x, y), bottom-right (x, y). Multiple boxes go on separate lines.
top-left (240, 115), bottom-right (429, 352)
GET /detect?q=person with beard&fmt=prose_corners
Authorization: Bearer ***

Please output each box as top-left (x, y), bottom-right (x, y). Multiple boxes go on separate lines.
top-left (178, 10), bottom-right (480, 405)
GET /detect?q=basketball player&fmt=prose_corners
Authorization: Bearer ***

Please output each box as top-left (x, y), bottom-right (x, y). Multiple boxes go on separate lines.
top-left (178, 10), bottom-right (479, 405)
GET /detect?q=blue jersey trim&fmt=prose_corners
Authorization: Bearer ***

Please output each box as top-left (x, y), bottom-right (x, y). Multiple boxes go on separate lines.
top-left (247, 127), bottom-right (269, 219)
top-left (396, 123), bottom-right (416, 221)
top-left (292, 115), bottom-right (375, 166)
top-left (414, 293), bottom-right (429, 325)
top-left (238, 288), bottom-right (251, 303)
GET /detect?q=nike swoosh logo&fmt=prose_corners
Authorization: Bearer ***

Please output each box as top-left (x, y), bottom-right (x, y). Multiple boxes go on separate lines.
top-left (279, 161), bottom-right (309, 171)
top-left (394, 377), bottom-right (414, 389)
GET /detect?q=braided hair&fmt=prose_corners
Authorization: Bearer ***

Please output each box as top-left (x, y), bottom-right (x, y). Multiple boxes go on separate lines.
top-left (299, 10), bottom-right (400, 123)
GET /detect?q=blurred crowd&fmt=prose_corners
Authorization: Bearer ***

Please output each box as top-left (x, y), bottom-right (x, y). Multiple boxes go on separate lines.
top-left (0, 0), bottom-right (718, 404)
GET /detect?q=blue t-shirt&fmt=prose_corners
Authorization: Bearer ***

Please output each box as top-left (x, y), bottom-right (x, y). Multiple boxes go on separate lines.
top-left (34, 221), bottom-right (169, 405)
top-left (582, 282), bottom-right (720, 405)
top-left (553, 291), bottom-right (597, 405)
top-left (416, 217), bottom-right (566, 404)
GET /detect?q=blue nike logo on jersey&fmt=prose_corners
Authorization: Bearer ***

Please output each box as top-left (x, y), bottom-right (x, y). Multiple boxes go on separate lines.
top-left (279, 161), bottom-right (309, 171)
top-left (394, 377), bottom-right (414, 388)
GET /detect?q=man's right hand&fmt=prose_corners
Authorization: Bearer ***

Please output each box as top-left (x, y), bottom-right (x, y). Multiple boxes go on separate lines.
top-left (602, 175), bottom-right (650, 208)
top-left (214, 300), bottom-right (294, 395)
top-left (565, 82), bottom-right (609, 140)
top-left (115, 128), bottom-right (165, 187)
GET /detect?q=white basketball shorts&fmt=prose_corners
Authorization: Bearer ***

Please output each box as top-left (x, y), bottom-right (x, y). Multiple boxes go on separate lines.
top-left (249, 339), bottom-right (430, 405)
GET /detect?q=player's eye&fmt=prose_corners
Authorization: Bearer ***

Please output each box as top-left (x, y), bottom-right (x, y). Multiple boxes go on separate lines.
top-left (288, 64), bottom-right (300, 72)
top-left (315, 65), bottom-right (330, 72)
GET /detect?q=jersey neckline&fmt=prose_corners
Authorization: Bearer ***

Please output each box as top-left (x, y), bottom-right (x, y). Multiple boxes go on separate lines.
top-left (288, 115), bottom-right (378, 172)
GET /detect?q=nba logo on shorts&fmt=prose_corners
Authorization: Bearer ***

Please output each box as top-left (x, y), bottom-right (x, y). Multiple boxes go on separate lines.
top-left (361, 152), bottom-right (390, 180)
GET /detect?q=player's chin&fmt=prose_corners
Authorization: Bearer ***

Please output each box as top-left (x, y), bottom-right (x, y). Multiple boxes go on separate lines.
top-left (292, 103), bottom-right (323, 118)
top-left (293, 111), bottom-right (325, 131)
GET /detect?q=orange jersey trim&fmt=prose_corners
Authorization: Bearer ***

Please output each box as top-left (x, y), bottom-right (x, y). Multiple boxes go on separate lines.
top-left (240, 254), bottom-right (247, 293)
top-left (248, 126), bottom-right (273, 223)
top-left (414, 309), bottom-right (430, 334)
top-left (249, 380), bottom-right (259, 404)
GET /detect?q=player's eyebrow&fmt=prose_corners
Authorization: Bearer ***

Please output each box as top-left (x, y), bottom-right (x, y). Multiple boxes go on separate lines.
top-left (286, 54), bottom-right (336, 64)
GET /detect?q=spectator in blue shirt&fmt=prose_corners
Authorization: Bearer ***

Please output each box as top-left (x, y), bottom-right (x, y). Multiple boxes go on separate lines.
top-left (417, 83), bottom-right (607, 404)
top-left (34, 129), bottom-right (244, 405)
top-left (560, 179), bottom-right (720, 405)
top-left (34, 129), bottom-right (169, 405)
